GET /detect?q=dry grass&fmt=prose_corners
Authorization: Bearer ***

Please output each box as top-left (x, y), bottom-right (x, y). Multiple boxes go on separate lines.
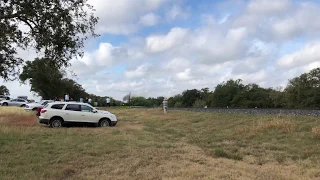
top-left (0, 107), bottom-right (320, 180)
top-left (247, 117), bottom-right (297, 138)
top-left (0, 106), bottom-right (34, 116)
top-left (312, 126), bottom-right (320, 138)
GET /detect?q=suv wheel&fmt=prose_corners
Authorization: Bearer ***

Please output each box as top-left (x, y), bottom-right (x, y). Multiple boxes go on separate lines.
top-left (99, 119), bottom-right (110, 127)
top-left (2, 102), bottom-right (8, 106)
top-left (50, 118), bottom-right (62, 128)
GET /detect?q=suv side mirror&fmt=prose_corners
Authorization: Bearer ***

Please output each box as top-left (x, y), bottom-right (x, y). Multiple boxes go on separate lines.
top-left (92, 110), bottom-right (98, 113)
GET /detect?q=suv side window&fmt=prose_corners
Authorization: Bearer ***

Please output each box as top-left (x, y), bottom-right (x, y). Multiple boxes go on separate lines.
top-left (51, 104), bottom-right (65, 110)
top-left (18, 99), bottom-right (25, 102)
top-left (65, 104), bottom-right (81, 111)
top-left (81, 105), bottom-right (93, 112)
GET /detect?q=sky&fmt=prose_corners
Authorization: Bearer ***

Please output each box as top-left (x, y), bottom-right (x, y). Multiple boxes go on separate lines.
top-left (2, 0), bottom-right (320, 101)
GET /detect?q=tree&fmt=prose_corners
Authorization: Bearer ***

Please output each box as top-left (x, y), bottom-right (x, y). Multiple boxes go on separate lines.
top-left (19, 58), bottom-right (88, 99)
top-left (130, 96), bottom-right (151, 107)
top-left (20, 58), bottom-right (64, 99)
top-left (193, 99), bottom-right (206, 108)
top-left (211, 79), bottom-right (244, 107)
top-left (285, 68), bottom-right (320, 108)
top-left (0, 85), bottom-right (10, 95)
top-left (231, 83), bottom-right (273, 108)
top-left (181, 89), bottom-right (201, 107)
top-left (168, 94), bottom-right (182, 107)
top-left (268, 87), bottom-right (286, 108)
top-left (60, 78), bottom-right (88, 100)
top-left (147, 96), bottom-right (164, 107)
top-left (0, 0), bottom-right (98, 80)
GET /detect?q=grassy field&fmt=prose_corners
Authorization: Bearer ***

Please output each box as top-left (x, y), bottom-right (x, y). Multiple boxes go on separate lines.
top-left (0, 106), bottom-right (320, 180)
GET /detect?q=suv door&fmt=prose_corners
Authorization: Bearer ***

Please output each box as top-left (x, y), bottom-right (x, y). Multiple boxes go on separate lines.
top-left (79, 105), bottom-right (98, 123)
top-left (64, 104), bottom-right (83, 122)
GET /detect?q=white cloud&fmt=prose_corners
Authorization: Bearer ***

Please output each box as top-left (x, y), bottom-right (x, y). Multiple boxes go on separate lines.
top-left (234, 1), bottom-right (320, 41)
top-left (165, 4), bottom-right (189, 21)
top-left (164, 57), bottom-right (191, 71)
top-left (71, 42), bottom-right (128, 76)
top-left (88, 0), bottom-right (168, 34)
top-left (247, 0), bottom-right (291, 14)
top-left (271, 2), bottom-right (320, 41)
top-left (176, 68), bottom-right (193, 81)
top-left (146, 27), bottom-right (188, 53)
top-left (218, 14), bottom-right (230, 24)
top-left (124, 63), bottom-right (150, 79)
top-left (139, 13), bottom-right (160, 26)
top-left (277, 42), bottom-right (320, 68)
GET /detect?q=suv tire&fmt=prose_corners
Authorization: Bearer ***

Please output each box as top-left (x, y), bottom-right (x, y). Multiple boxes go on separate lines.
top-left (50, 118), bottom-right (63, 128)
top-left (99, 118), bottom-right (110, 127)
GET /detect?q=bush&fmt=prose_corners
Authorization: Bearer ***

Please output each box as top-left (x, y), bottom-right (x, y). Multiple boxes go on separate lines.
top-left (214, 148), bottom-right (243, 161)
top-left (193, 99), bottom-right (206, 108)
top-left (174, 101), bottom-right (183, 107)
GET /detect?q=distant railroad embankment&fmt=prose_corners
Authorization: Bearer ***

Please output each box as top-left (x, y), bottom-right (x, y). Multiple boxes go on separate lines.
top-left (167, 108), bottom-right (320, 117)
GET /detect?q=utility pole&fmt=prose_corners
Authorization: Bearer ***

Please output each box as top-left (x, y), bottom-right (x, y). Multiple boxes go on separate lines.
top-left (128, 92), bottom-right (131, 108)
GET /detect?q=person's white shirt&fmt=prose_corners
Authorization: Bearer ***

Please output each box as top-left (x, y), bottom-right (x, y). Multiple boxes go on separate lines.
top-left (88, 98), bottom-right (92, 103)
top-left (65, 94), bottom-right (69, 101)
top-left (106, 98), bottom-right (110, 103)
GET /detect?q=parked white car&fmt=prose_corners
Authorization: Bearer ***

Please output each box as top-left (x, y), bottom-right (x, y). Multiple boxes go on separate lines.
top-left (0, 95), bottom-right (10, 101)
top-left (25, 100), bottom-right (54, 111)
top-left (0, 98), bottom-right (28, 107)
top-left (39, 102), bottom-right (117, 128)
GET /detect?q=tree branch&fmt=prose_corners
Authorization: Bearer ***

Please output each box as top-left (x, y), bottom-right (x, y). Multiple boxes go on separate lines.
top-left (17, 17), bottom-right (35, 32)
top-left (0, 11), bottom-right (26, 20)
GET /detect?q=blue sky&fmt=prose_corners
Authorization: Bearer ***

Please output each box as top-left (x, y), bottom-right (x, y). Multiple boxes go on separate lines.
top-left (2, 0), bottom-right (320, 101)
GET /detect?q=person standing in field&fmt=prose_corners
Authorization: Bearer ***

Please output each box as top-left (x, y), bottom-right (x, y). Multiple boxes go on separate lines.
top-left (88, 97), bottom-right (92, 105)
top-left (65, 93), bottom-right (69, 102)
top-left (106, 97), bottom-right (110, 107)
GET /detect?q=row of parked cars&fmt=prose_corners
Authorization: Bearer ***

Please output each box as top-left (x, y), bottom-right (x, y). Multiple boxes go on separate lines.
top-left (0, 97), bottom-right (53, 110)
top-left (0, 97), bottom-right (118, 128)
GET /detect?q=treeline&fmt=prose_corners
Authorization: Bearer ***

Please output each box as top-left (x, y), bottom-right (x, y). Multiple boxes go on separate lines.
top-left (15, 57), bottom-right (320, 108)
top-left (129, 68), bottom-right (320, 109)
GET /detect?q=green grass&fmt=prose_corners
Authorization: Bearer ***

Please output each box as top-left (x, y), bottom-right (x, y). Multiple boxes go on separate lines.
top-left (0, 107), bottom-right (320, 179)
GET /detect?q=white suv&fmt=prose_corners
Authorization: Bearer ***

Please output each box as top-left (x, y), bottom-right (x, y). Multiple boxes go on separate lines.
top-left (39, 102), bottom-right (117, 128)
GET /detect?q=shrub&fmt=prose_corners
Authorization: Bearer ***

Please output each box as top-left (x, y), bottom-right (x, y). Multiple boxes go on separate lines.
top-left (214, 148), bottom-right (243, 161)
top-left (193, 99), bottom-right (206, 108)
top-left (214, 148), bottom-right (227, 158)
top-left (174, 101), bottom-right (183, 107)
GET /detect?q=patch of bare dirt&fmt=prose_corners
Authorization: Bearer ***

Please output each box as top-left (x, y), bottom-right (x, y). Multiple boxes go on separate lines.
top-left (0, 115), bottom-right (38, 127)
